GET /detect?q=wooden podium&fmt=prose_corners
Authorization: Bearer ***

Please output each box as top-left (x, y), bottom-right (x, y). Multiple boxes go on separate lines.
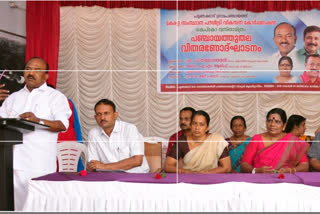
top-left (0, 118), bottom-right (47, 211)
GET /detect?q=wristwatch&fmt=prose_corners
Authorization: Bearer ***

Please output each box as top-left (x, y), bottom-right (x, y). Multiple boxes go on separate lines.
top-left (252, 168), bottom-right (256, 174)
top-left (39, 120), bottom-right (45, 125)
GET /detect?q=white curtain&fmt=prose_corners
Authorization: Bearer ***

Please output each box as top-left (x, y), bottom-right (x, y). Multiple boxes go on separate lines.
top-left (57, 6), bottom-right (320, 141)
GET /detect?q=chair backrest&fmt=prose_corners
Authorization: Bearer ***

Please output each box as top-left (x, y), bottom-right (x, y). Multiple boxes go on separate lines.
top-left (144, 142), bottom-right (162, 173)
top-left (143, 137), bottom-right (168, 169)
top-left (57, 141), bottom-right (88, 172)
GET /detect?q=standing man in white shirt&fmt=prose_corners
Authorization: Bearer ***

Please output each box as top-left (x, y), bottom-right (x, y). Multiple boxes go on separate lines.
top-left (0, 57), bottom-right (71, 210)
top-left (87, 99), bottom-right (149, 173)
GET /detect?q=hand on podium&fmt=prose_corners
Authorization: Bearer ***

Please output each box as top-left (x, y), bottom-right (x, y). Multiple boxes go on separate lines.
top-left (19, 112), bottom-right (67, 132)
top-left (19, 112), bottom-right (40, 123)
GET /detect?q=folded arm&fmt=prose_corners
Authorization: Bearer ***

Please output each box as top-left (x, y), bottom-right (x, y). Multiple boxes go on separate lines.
top-left (87, 155), bottom-right (143, 171)
top-left (241, 162), bottom-right (275, 173)
top-left (310, 158), bottom-right (320, 171)
top-left (278, 162), bottom-right (309, 173)
top-left (199, 156), bottom-right (231, 174)
top-left (164, 156), bottom-right (179, 173)
top-left (164, 156), bottom-right (195, 173)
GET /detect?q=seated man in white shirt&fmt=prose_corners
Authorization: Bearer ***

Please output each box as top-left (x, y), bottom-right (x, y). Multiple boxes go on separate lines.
top-left (87, 99), bottom-right (149, 173)
top-left (0, 57), bottom-right (71, 210)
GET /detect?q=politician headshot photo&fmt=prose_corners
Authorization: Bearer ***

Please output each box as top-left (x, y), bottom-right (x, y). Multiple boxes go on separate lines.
top-left (297, 25), bottom-right (320, 65)
top-left (299, 54), bottom-right (320, 84)
top-left (270, 22), bottom-right (300, 70)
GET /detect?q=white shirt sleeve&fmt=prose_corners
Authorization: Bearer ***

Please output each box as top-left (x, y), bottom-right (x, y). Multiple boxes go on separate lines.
top-left (51, 93), bottom-right (72, 130)
top-left (0, 97), bottom-right (10, 117)
top-left (127, 125), bottom-right (145, 157)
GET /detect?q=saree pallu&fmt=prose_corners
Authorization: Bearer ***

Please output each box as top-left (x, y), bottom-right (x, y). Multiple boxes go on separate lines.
top-left (254, 133), bottom-right (309, 170)
top-left (228, 137), bottom-right (252, 172)
top-left (183, 133), bottom-right (228, 171)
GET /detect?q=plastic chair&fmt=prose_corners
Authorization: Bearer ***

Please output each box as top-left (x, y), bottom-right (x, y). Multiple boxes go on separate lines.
top-left (57, 141), bottom-right (87, 172)
top-left (144, 142), bottom-right (162, 173)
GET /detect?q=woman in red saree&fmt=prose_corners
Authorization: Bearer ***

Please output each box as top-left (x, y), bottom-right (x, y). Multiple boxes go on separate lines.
top-left (241, 108), bottom-right (309, 173)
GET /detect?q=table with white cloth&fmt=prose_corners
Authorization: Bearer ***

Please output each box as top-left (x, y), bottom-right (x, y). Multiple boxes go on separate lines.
top-left (23, 172), bottom-right (320, 212)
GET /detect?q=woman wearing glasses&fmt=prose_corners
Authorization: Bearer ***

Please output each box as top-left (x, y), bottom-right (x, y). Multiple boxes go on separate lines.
top-left (241, 108), bottom-right (309, 173)
top-left (273, 56), bottom-right (298, 83)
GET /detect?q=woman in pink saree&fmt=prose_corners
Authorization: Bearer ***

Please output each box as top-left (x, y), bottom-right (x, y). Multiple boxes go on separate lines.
top-left (241, 108), bottom-right (309, 173)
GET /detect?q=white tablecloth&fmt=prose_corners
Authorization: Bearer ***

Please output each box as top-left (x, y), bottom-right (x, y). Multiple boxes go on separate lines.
top-left (23, 180), bottom-right (320, 212)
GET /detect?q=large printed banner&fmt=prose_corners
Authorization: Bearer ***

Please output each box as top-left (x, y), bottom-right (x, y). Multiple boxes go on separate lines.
top-left (159, 8), bottom-right (320, 93)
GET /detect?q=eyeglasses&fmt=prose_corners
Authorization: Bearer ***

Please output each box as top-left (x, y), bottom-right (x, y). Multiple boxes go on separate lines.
top-left (266, 119), bottom-right (282, 125)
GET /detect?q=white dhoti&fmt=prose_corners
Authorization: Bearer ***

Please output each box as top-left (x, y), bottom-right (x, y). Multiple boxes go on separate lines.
top-left (14, 169), bottom-right (50, 211)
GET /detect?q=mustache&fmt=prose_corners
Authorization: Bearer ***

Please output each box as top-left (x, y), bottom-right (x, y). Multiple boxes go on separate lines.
top-left (280, 42), bottom-right (289, 45)
top-left (100, 120), bottom-right (108, 123)
top-left (307, 43), bottom-right (317, 47)
top-left (180, 123), bottom-right (191, 128)
top-left (27, 75), bottom-right (35, 80)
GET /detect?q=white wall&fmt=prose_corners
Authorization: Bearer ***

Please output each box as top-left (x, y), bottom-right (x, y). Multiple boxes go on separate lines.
top-left (0, 1), bottom-right (26, 43)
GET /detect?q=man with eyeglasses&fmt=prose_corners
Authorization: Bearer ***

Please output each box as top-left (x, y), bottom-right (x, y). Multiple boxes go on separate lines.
top-left (299, 54), bottom-right (320, 84)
